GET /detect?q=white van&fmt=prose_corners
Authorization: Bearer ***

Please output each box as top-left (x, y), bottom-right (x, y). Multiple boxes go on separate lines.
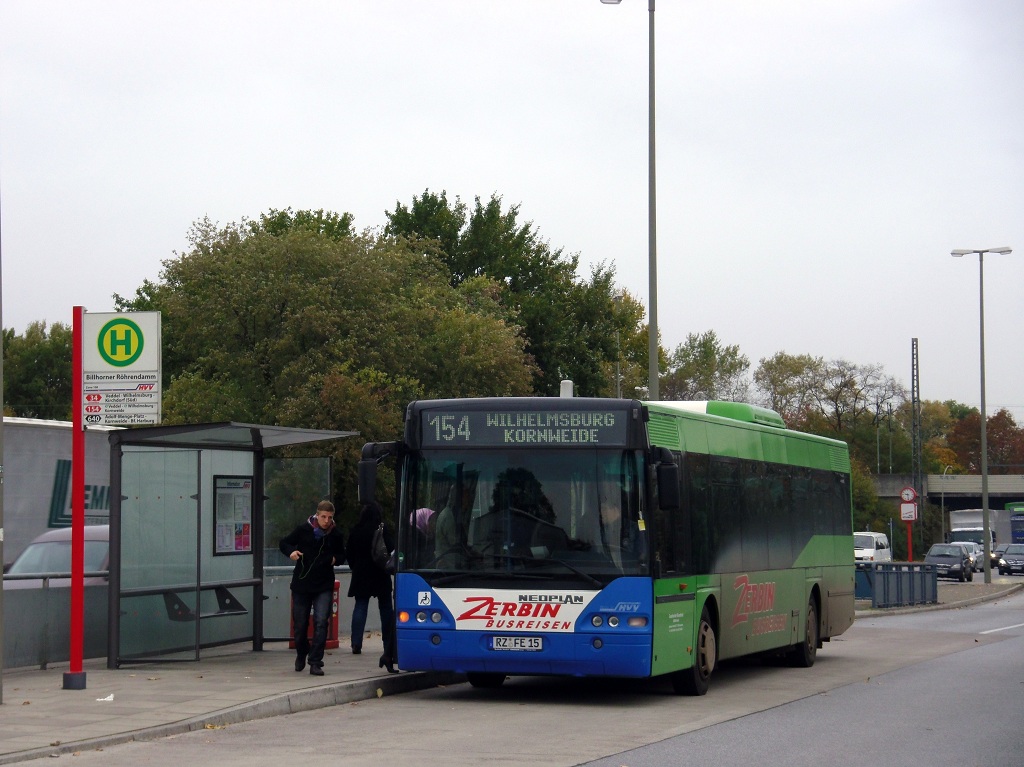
top-left (854, 531), bottom-right (892, 563)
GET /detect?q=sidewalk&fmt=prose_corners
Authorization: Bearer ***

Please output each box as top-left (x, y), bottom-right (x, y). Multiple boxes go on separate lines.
top-left (0, 636), bottom-right (459, 765)
top-left (2, 582), bottom-right (1020, 765)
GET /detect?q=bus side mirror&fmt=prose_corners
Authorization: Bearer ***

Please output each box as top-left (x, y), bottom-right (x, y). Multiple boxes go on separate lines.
top-left (358, 440), bottom-right (401, 504)
top-left (655, 448), bottom-right (680, 511)
top-left (358, 459), bottom-right (377, 504)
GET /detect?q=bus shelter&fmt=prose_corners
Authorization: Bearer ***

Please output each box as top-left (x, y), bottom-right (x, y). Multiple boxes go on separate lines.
top-left (106, 422), bottom-right (355, 668)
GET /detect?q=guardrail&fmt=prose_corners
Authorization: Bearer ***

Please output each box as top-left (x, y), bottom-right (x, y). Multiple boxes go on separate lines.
top-left (856, 562), bottom-right (939, 608)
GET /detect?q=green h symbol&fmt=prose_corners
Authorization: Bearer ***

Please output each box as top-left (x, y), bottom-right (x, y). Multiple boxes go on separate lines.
top-left (110, 328), bottom-right (134, 356)
top-left (98, 317), bottom-right (144, 366)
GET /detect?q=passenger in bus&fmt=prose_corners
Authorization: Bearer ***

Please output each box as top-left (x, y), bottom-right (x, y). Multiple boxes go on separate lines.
top-left (434, 492), bottom-right (469, 568)
top-left (598, 480), bottom-right (644, 571)
top-left (410, 506), bottom-right (438, 566)
top-left (413, 506), bottom-right (438, 540)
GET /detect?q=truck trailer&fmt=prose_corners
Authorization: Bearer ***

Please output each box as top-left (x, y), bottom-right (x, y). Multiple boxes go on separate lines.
top-left (2, 417), bottom-right (116, 569)
top-left (947, 507), bottom-right (1023, 548)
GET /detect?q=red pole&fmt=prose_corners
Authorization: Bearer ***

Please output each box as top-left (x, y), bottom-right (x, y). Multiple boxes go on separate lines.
top-left (906, 521), bottom-right (913, 562)
top-left (64, 306), bottom-right (87, 690)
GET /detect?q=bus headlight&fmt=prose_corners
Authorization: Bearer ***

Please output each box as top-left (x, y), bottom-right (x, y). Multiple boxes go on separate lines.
top-left (591, 615), bottom-right (603, 627)
top-left (608, 616), bottom-right (620, 628)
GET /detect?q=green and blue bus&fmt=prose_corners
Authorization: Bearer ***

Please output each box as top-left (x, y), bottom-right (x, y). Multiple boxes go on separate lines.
top-left (359, 396), bottom-right (854, 695)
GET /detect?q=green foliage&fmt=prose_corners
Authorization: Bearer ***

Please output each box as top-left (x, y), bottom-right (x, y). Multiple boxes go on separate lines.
top-left (113, 211), bottom-right (536, 517)
top-left (661, 330), bottom-right (750, 401)
top-left (850, 458), bottom-right (882, 530)
top-left (252, 208), bottom-right (354, 241)
top-left (752, 351), bottom-right (823, 424)
top-left (384, 190), bottom-right (639, 396)
top-left (2, 321), bottom-right (73, 419)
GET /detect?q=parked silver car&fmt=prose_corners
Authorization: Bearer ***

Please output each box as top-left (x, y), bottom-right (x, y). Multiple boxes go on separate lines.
top-left (2, 525), bottom-right (109, 590)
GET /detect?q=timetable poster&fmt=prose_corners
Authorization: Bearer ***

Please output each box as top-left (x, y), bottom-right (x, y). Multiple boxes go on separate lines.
top-left (214, 476), bottom-right (253, 555)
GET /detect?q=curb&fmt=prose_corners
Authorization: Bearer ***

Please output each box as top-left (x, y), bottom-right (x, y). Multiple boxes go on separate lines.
top-left (0, 671), bottom-right (462, 765)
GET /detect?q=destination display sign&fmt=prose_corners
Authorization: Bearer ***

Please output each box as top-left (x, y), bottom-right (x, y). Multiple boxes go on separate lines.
top-left (419, 408), bottom-right (629, 447)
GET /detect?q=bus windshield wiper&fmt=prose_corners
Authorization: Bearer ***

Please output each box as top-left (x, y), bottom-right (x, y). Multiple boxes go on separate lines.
top-left (429, 569), bottom-right (549, 586)
top-left (541, 557), bottom-right (603, 588)
top-left (490, 553), bottom-right (603, 588)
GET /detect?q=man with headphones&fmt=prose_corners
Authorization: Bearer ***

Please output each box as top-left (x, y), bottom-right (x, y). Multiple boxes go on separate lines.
top-left (280, 500), bottom-right (346, 676)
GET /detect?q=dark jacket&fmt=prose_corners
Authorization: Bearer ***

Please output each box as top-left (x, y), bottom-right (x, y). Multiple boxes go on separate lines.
top-left (347, 519), bottom-right (393, 600)
top-left (279, 518), bottom-right (345, 595)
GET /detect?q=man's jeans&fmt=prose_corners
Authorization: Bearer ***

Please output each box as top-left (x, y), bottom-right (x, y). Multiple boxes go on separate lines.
top-left (292, 589), bottom-right (332, 667)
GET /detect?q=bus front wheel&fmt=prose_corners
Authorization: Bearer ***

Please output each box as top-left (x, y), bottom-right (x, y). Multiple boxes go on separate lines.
top-left (788, 596), bottom-right (818, 668)
top-left (671, 606), bottom-right (715, 696)
top-left (467, 672), bottom-right (506, 689)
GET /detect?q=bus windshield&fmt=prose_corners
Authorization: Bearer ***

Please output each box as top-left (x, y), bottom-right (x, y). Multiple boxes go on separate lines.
top-left (400, 448), bottom-right (647, 581)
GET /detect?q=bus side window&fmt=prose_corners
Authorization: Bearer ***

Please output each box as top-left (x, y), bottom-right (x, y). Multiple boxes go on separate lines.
top-left (766, 463), bottom-right (793, 569)
top-left (686, 454), bottom-right (711, 574)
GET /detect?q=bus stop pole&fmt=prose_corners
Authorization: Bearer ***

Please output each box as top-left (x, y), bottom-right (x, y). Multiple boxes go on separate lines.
top-left (63, 306), bottom-right (86, 690)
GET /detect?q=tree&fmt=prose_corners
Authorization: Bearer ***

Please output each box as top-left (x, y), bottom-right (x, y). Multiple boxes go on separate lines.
top-left (752, 351), bottom-right (824, 425)
top-left (2, 321), bottom-right (73, 419)
top-left (385, 190), bottom-right (636, 396)
top-left (660, 331), bottom-right (750, 402)
top-left (115, 210), bottom-right (538, 518)
top-left (850, 458), bottom-right (884, 531)
top-left (947, 408), bottom-right (1024, 475)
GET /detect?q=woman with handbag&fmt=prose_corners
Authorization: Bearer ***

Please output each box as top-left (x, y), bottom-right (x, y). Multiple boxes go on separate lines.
top-left (346, 500), bottom-right (398, 672)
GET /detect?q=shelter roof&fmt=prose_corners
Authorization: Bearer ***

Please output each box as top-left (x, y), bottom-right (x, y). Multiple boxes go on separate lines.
top-left (107, 422), bottom-right (357, 451)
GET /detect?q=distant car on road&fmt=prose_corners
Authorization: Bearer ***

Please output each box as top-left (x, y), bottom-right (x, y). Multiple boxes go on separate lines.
top-left (950, 541), bottom-right (984, 572)
top-left (2, 525), bottom-right (109, 590)
top-left (996, 543), bottom-right (1024, 576)
top-left (924, 542), bottom-right (974, 582)
top-left (990, 543), bottom-right (1009, 569)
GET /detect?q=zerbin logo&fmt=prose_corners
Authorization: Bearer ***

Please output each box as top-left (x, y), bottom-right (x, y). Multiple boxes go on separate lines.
top-left (97, 318), bottom-right (144, 367)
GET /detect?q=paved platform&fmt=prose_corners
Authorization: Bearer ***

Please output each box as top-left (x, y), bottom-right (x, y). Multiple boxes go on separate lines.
top-left (0, 636), bottom-right (459, 765)
top-left (1, 582), bottom-right (1020, 764)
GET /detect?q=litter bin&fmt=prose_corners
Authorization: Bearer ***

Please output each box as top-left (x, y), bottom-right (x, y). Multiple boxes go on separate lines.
top-left (855, 563), bottom-right (874, 599)
top-left (289, 580), bottom-right (340, 650)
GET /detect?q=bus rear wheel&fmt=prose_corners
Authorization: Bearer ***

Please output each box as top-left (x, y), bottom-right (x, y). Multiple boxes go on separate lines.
top-left (466, 672), bottom-right (506, 689)
top-left (788, 595), bottom-right (818, 668)
top-left (671, 606), bottom-right (715, 696)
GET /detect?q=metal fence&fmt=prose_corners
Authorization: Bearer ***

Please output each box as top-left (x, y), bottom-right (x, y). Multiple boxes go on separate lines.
top-left (856, 562), bottom-right (939, 608)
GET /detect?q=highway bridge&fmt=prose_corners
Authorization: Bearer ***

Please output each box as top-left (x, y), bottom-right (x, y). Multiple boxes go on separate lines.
top-left (877, 473), bottom-right (1024, 510)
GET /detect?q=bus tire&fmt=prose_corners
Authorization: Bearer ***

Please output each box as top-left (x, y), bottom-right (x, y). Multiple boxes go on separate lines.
top-left (671, 606), bottom-right (715, 696)
top-left (467, 672), bottom-right (506, 689)
top-left (788, 595), bottom-right (818, 668)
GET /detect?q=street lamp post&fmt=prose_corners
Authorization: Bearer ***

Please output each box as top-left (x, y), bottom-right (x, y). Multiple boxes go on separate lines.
top-left (940, 465), bottom-right (953, 543)
top-left (951, 245), bottom-right (1012, 584)
top-left (601, 0), bottom-right (658, 400)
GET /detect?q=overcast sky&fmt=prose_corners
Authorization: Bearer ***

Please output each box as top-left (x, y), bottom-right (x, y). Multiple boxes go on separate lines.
top-left (2, 0), bottom-right (1022, 421)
